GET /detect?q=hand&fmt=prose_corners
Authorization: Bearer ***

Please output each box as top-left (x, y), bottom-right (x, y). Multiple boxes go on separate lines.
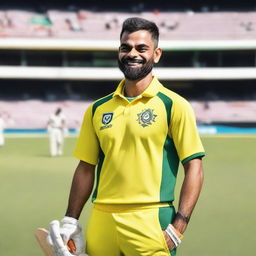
top-left (163, 231), bottom-right (176, 251)
top-left (49, 220), bottom-right (74, 256)
top-left (47, 217), bottom-right (86, 256)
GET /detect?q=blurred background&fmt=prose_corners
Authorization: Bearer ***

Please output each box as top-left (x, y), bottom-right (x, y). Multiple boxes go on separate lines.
top-left (0, 0), bottom-right (256, 255)
top-left (0, 0), bottom-right (256, 133)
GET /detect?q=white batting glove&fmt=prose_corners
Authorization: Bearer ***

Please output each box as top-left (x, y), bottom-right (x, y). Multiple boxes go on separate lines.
top-left (59, 216), bottom-right (85, 253)
top-left (47, 217), bottom-right (87, 256)
top-left (49, 220), bottom-right (73, 256)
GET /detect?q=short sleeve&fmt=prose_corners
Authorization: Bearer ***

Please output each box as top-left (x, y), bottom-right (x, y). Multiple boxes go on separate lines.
top-left (170, 98), bottom-right (205, 165)
top-left (73, 104), bottom-right (99, 165)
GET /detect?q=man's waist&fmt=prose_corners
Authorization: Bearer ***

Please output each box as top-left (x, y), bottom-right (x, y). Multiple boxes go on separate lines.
top-left (94, 202), bottom-right (173, 213)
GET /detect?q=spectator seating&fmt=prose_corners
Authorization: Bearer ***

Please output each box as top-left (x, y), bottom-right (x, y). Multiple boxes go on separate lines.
top-left (4, 10), bottom-right (50, 37)
top-left (0, 100), bottom-right (256, 129)
top-left (0, 10), bottom-right (255, 40)
top-left (191, 101), bottom-right (256, 124)
top-left (0, 100), bottom-right (92, 129)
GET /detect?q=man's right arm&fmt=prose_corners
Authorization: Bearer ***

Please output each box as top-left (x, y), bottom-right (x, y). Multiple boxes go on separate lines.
top-left (65, 160), bottom-right (95, 219)
top-left (47, 161), bottom-right (94, 255)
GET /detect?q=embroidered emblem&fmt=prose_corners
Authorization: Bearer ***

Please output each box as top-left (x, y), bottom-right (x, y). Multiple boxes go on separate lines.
top-left (102, 113), bottom-right (113, 125)
top-left (137, 109), bottom-right (157, 127)
top-left (100, 113), bottom-right (113, 130)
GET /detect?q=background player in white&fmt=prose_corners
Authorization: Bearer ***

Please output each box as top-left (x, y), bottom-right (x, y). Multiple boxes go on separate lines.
top-left (0, 112), bottom-right (5, 146)
top-left (47, 108), bottom-right (66, 157)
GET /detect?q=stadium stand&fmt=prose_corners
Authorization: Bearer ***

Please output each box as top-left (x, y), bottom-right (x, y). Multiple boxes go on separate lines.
top-left (0, 2), bottom-right (256, 131)
top-left (191, 101), bottom-right (256, 124)
top-left (1, 100), bottom-right (256, 129)
top-left (0, 100), bottom-right (91, 129)
top-left (4, 10), bottom-right (50, 37)
top-left (0, 10), bottom-right (255, 40)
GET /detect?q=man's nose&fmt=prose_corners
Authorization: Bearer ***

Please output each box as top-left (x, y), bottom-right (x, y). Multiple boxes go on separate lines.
top-left (127, 48), bottom-right (138, 57)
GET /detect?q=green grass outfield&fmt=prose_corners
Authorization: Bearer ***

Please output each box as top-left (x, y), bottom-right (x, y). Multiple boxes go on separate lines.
top-left (0, 135), bottom-right (255, 256)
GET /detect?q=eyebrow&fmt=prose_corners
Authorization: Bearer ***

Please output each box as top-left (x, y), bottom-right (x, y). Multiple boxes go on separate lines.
top-left (136, 44), bottom-right (149, 49)
top-left (120, 43), bottom-right (130, 48)
top-left (120, 43), bottom-right (150, 48)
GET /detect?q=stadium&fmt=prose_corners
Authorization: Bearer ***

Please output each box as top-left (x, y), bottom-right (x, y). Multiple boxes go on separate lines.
top-left (0, 0), bottom-right (255, 255)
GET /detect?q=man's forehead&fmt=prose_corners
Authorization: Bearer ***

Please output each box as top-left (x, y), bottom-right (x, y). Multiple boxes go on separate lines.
top-left (120, 30), bottom-right (154, 44)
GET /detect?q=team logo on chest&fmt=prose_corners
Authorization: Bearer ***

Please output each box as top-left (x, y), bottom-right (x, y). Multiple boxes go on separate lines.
top-left (100, 112), bottom-right (113, 130)
top-left (137, 109), bottom-right (157, 127)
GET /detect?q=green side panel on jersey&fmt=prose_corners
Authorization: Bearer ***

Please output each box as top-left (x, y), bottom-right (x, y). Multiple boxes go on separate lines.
top-left (92, 148), bottom-right (105, 202)
top-left (91, 93), bottom-right (113, 200)
top-left (160, 137), bottom-right (179, 202)
top-left (157, 92), bottom-right (179, 202)
top-left (158, 206), bottom-right (177, 256)
top-left (92, 93), bottom-right (114, 116)
top-left (156, 92), bottom-right (172, 126)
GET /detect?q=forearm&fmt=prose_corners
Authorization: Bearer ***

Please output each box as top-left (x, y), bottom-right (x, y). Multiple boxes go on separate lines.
top-left (65, 160), bottom-right (95, 219)
top-left (172, 158), bottom-right (204, 234)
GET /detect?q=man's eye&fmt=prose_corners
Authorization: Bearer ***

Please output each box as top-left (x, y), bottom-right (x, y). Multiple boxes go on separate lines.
top-left (121, 46), bottom-right (130, 52)
top-left (137, 47), bottom-right (147, 52)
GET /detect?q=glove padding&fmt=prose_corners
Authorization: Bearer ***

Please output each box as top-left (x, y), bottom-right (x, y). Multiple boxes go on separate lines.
top-left (47, 217), bottom-right (87, 256)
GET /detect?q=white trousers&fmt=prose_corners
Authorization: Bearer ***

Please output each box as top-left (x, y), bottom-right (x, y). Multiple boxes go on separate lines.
top-left (49, 128), bottom-right (64, 156)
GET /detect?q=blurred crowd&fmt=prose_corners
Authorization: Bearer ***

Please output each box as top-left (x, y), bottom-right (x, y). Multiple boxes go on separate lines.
top-left (0, 9), bottom-right (255, 40)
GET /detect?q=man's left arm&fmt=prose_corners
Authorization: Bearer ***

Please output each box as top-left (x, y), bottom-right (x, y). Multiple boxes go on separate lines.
top-left (163, 157), bottom-right (204, 250)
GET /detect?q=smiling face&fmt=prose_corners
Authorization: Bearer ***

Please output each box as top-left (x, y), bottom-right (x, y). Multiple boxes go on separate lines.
top-left (118, 30), bottom-right (162, 81)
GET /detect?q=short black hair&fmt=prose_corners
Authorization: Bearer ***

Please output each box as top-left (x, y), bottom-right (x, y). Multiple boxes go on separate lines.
top-left (120, 17), bottom-right (159, 47)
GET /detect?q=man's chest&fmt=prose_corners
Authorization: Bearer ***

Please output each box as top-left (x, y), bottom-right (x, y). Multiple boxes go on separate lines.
top-left (93, 100), bottom-right (169, 147)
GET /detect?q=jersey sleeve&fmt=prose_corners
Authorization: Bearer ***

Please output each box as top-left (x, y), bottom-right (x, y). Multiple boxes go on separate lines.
top-left (170, 98), bottom-right (205, 165)
top-left (73, 104), bottom-right (99, 165)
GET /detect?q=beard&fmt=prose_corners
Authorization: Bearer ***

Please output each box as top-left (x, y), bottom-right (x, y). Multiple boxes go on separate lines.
top-left (118, 56), bottom-right (154, 81)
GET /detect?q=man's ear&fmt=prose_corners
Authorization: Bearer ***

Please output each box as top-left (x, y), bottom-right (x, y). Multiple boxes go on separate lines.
top-left (154, 48), bottom-right (162, 64)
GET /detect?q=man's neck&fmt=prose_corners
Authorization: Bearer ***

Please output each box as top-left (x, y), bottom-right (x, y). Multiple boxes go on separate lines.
top-left (124, 74), bottom-right (153, 97)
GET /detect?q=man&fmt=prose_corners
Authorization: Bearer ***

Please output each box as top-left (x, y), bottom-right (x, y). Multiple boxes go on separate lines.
top-left (47, 108), bottom-right (66, 156)
top-left (48, 17), bottom-right (205, 256)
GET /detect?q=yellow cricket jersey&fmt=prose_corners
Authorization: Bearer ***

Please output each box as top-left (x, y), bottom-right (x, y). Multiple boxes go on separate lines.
top-left (73, 76), bottom-right (205, 205)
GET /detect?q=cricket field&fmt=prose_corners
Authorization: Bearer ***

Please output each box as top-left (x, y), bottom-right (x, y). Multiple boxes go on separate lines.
top-left (0, 135), bottom-right (255, 255)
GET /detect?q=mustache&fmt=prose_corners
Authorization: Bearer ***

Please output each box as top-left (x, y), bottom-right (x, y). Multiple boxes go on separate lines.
top-left (121, 57), bottom-right (146, 65)
top-left (118, 56), bottom-right (154, 81)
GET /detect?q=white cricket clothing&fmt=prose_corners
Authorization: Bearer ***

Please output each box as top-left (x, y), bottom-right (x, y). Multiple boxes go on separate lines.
top-left (48, 113), bottom-right (66, 129)
top-left (48, 113), bottom-right (66, 156)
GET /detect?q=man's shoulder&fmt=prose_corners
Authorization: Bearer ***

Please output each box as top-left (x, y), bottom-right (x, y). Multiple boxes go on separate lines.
top-left (93, 92), bottom-right (114, 104)
top-left (91, 92), bottom-right (115, 114)
top-left (158, 84), bottom-right (189, 106)
top-left (158, 84), bottom-right (195, 117)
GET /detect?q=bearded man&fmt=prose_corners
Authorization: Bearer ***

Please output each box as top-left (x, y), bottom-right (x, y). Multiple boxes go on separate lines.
top-left (47, 17), bottom-right (205, 256)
